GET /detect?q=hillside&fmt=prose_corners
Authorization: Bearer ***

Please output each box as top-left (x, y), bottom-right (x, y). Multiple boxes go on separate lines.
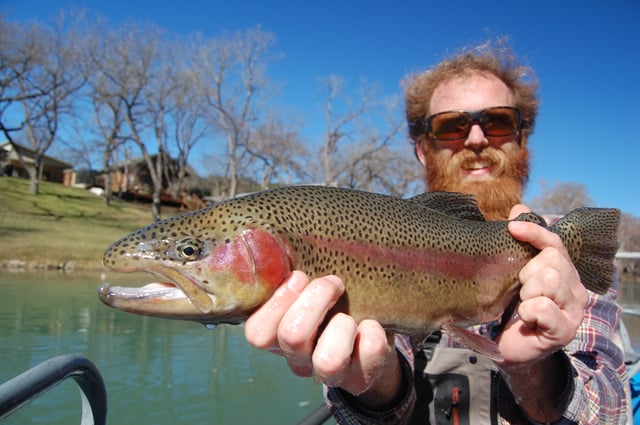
top-left (0, 177), bottom-right (176, 271)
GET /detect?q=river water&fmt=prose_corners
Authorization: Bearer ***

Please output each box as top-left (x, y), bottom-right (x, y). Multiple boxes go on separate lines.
top-left (1, 271), bottom-right (639, 425)
top-left (0, 271), bottom-right (326, 425)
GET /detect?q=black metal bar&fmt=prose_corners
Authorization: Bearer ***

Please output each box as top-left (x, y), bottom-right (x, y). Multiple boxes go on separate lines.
top-left (297, 403), bottom-right (332, 425)
top-left (0, 354), bottom-right (107, 425)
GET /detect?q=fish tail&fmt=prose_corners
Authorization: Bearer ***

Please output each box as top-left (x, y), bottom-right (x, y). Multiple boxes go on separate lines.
top-left (550, 208), bottom-right (621, 294)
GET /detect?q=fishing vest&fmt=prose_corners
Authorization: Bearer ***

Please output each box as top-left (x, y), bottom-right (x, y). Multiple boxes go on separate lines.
top-left (408, 333), bottom-right (531, 425)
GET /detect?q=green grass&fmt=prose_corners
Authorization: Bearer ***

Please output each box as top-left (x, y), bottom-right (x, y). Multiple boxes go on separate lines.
top-left (0, 177), bottom-right (178, 270)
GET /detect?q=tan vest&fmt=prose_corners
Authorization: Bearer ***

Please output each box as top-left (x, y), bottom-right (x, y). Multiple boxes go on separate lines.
top-left (409, 333), bottom-right (504, 425)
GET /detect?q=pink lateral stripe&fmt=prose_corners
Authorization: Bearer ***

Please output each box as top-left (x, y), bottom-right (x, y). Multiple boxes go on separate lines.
top-left (307, 235), bottom-right (525, 281)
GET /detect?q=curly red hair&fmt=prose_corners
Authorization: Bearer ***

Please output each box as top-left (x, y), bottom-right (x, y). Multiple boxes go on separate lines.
top-left (404, 39), bottom-right (539, 147)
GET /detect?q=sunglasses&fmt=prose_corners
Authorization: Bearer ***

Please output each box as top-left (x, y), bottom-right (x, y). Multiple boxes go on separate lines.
top-left (413, 106), bottom-right (522, 142)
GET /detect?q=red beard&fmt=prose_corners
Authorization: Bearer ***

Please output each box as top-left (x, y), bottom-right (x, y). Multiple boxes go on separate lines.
top-left (422, 145), bottom-right (530, 221)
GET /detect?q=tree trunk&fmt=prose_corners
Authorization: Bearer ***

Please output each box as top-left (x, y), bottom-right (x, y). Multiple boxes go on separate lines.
top-left (102, 148), bottom-right (113, 206)
top-left (29, 176), bottom-right (39, 195)
top-left (27, 162), bottom-right (41, 195)
top-left (152, 187), bottom-right (162, 221)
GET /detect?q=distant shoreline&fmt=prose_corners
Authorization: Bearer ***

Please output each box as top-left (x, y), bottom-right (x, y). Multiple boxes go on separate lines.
top-left (0, 259), bottom-right (102, 273)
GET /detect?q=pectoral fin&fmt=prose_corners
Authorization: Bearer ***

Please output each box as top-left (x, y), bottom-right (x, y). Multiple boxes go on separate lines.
top-left (443, 322), bottom-right (504, 362)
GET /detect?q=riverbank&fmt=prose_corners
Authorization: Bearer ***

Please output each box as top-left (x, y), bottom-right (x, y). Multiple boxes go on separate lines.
top-left (0, 177), bottom-right (179, 272)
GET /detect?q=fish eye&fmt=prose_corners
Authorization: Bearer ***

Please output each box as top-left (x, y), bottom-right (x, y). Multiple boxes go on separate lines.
top-left (175, 239), bottom-right (202, 261)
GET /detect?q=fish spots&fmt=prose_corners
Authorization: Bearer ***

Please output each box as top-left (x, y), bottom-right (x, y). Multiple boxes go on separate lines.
top-left (99, 185), bottom-right (619, 330)
top-left (103, 186), bottom-right (528, 315)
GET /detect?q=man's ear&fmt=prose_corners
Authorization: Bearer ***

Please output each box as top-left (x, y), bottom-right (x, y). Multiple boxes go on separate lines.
top-left (415, 142), bottom-right (428, 168)
top-left (518, 131), bottom-right (529, 147)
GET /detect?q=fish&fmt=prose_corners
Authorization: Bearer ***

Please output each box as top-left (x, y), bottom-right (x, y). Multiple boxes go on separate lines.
top-left (98, 186), bottom-right (620, 360)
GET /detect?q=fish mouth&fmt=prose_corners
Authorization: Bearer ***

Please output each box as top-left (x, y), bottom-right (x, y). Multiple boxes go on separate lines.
top-left (99, 281), bottom-right (188, 302)
top-left (98, 265), bottom-right (216, 318)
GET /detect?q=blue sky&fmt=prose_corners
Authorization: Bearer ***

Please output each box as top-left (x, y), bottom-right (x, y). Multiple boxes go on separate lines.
top-left (4, 0), bottom-right (640, 216)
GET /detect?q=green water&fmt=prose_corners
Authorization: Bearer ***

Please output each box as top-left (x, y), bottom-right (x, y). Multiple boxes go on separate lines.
top-left (2, 270), bottom-right (638, 424)
top-left (0, 271), bottom-right (327, 424)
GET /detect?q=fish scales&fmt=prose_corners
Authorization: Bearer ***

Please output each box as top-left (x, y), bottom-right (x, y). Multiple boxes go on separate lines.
top-left (199, 188), bottom-right (529, 331)
top-left (99, 185), bottom-right (620, 349)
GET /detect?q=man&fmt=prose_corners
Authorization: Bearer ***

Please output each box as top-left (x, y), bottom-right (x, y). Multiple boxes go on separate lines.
top-left (245, 41), bottom-right (628, 424)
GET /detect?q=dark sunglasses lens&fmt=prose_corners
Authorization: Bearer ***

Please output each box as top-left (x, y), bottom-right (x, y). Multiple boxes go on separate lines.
top-left (430, 112), bottom-right (471, 140)
top-left (481, 108), bottom-right (520, 136)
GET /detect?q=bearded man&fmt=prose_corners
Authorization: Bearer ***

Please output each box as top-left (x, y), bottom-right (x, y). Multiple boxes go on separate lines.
top-left (245, 41), bottom-right (628, 424)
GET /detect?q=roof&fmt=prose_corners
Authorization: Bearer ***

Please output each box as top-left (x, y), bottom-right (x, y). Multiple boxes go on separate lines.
top-left (1, 141), bottom-right (72, 169)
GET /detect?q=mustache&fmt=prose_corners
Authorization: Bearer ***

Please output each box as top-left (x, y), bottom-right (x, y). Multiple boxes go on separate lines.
top-left (422, 144), bottom-right (530, 220)
top-left (450, 148), bottom-right (506, 175)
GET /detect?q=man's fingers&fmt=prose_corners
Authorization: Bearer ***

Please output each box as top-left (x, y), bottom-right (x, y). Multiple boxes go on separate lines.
top-left (314, 318), bottom-right (390, 395)
top-left (277, 275), bottom-right (345, 376)
top-left (312, 313), bottom-right (358, 383)
top-left (245, 271), bottom-right (310, 351)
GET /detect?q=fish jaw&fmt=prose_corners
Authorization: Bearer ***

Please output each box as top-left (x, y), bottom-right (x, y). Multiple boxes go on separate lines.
top-left (98, 282), bottom-right (227, 323)
top-left (98, 262), bottom-right (221, 321)
top-left (99, 226), bottom-right (294, 324)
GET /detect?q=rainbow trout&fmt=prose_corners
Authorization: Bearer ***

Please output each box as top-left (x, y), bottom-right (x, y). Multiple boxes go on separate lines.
top-left (99, 186), bottom-right (620, 359)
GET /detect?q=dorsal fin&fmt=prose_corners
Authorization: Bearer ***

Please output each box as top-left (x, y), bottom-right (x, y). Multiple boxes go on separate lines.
top-left (512, 211), bottom-right (547, 227)
top-left (409, 192), bottom-right (486, 221)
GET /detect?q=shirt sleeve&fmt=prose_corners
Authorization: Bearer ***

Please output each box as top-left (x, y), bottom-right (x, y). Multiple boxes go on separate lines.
top-left (324, 334), bottom-right (417, 425)
top-left (557, 287), bottom-right (630, 424)
top-left (494, 286), bottom-right (630, 424)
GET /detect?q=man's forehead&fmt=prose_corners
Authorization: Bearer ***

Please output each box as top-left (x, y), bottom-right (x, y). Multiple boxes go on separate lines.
top-left (429, 73), bottom-right (515, 115)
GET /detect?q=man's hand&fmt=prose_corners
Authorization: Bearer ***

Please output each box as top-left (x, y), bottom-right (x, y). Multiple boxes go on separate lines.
top-left (244, 271), bottom-right (403, 408)
top-left (496, 205), bottom-right (588, 422)
top-left (498, 204), bottom-right (588, 365)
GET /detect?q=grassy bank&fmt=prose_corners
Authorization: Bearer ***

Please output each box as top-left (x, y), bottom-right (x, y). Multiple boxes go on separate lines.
top-left (0, 177), bottom-right (177, 271)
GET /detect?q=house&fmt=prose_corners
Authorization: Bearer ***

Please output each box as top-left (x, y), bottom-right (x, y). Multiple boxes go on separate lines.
top-left (98, 153), bottom-right (206, 210)
top-left (99, 153), bottom-right (184, 196)
top-left (0, 141), bottom-right (73, 184)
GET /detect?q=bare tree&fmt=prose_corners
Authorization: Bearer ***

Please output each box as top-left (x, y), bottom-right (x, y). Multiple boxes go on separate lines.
top-left (141, 39), bottom-right (182, 219)
top-left (619, 213), bottom-right (640, 252)
top-left (0, 17), bottom-right (32, 141)
top-left (89, 22), bottom-right (173, 220)
top-left (74, 17), bottom-right (126, 204)
top-left (341, 143), bottom-right (423, 196)
top-left (191, 26), bottom-right (278, 198)
top-left (320, 75), bottom-right (365, 185)
top-left (91, 96), bottom-right (128, 204)
top-left (0, 14), bottom-right (84, 194)
top-left (317, 76), bottom-right (417, 194)
top-left (169, 65), bottom-right (210, 198)
top-left (529, 181), bottom-right (595, 214)
top-left (245, 115), bottom-right (308, 189)
top-left (616, 213), bottom-right (640, 280)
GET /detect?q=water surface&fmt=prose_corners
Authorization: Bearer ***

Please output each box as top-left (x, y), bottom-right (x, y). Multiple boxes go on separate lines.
top-left (0, 271), bottom-right (326, 424)
top-left (1, 271), bottom-right (638, 424)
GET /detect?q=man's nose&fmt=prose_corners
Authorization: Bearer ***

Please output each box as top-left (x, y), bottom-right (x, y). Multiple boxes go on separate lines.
top-left (463, 124), bottom-right (488, 150)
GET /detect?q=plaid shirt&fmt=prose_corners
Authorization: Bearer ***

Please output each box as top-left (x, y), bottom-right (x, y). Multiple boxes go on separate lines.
top-left (325, 287), bottom-right (629, 424)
